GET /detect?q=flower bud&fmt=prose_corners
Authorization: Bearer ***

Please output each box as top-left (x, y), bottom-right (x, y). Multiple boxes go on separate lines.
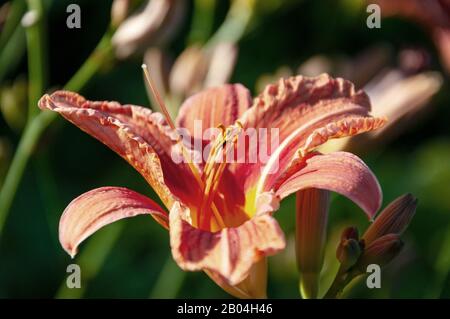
top-left (336, 227), bottom-right (363, 271)
top-left (357, 233), bottom-right (404, 271)
top-left (363, 193), bottom-right (417, 245)
top-left (341, 226), bottom-right (359, 241)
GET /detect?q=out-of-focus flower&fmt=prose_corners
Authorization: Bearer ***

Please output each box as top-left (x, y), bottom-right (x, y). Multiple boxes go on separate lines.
top-left (144, 42), bottom-right (238, 117)
top-left (170, 42), bottom-right (238, 98)
top-left (38, 73), bottom-right (384, 298)
top-left (110, 0), bottom-right (131, 28)
top-left (398, 48), bottom-right (432, 75)
top-left (434, 27), bottom-right (450, 73)
top-left (344, 69), bottom-right (442, 152)
top-left (0, 77), bottom-right (28, 132)
top-left (168, 45), bottom-right (208, 98)
top-left (274, 47), bottom-right (443, 153)
top-left (297, 46), bottom-right (393, 89)
top-left (370, 0), bottom-right (450, 74)
top-left (112, 0), bottom-right (186, 59)
top-left (204, 42), bottom-right (239, 88)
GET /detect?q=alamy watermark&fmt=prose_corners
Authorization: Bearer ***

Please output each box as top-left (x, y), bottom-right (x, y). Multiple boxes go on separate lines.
top-left (366, 4), bottom-right (381, 29)
top-left (171, 120), bottom-right (280, 174)
top-left (66, 4), bottom-right (81, 29)
top-left (366, 264), bottom-right (381, 289)
top-left (66, 264), bottom-right (81, 289)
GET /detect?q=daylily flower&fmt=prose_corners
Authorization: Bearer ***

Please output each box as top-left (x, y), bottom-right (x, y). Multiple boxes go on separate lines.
top-left (38, 74), bottom-right (386, 298)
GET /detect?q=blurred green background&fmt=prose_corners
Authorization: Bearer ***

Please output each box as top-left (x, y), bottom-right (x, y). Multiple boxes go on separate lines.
top-left (0, 0), bottom-right (449, 298)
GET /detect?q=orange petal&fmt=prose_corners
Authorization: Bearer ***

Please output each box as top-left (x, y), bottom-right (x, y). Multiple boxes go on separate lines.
top-left (176, 84), bottom-right (252, 139)
top-left (234, 74), bottom-right (383, 191)
top-left (38, 91), bottom-right (199, 209)
top-left (299, 116), bottom-right (387, 156)
top-left (169, 202), bottom-right (285, 287)
top-left (59, 187), bottom-right (168, 258)
top-left (241, 74), bottom-right (371, 135)
top-left (273, 152), bottom-right (382, 219)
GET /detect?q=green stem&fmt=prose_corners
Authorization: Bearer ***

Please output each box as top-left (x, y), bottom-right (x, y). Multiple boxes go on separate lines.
top-left (432, 225), bottom-right (450, 298)
top-left (205, 0), bottom-right (255, 48)
top-left (0, 0), bottom-right (26, 52)
top-left (25, 0), bottom-right (48, 121)
top-left (188, 0), bottom-right (216, 44)
top-left (35, 154), bottom-right (63, 246)
top-left (0, 22), bottom-right (26, 84)
top-left (0, 31), bottom-right (114, 236)
top-left (0, 105), bottom-right (55, 233)
top-left (323, 266), bottom-right (359, 299)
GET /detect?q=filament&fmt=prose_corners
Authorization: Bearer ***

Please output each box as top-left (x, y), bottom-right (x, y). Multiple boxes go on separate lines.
top-left (141, 64), bottom-right (176, 130)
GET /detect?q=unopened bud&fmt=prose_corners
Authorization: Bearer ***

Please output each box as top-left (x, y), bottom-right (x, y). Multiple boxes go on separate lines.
top-left (363, 194), bottom-right (417, 245)
top-left (357, 234), bottom-right (404, 271)
top-left (341, 226), bottom-right (359, 241)
top-left (336, 227), bottom-right (362, 271)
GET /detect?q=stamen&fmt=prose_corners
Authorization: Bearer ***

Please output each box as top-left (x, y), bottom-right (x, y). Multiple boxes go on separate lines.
top-left (141, 64), bottom-right (226, 230)
top-left (142, 64), bottom-right (202, 182)
top-left (199, 123), bottom-right (243, 229)
top-left (141, 64), bottom-right (176, 130)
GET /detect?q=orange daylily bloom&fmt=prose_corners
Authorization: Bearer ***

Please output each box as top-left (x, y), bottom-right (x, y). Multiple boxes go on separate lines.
top-left (38, 74), bottom-right (385, 298)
